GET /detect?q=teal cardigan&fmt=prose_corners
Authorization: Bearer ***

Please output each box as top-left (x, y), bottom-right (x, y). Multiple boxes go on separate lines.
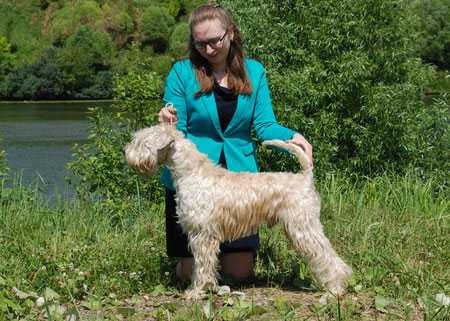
top-left (161, 58), bottom-right (296, 190)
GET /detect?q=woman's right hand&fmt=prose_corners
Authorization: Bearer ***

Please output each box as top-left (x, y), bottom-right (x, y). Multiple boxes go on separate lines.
top-left (158, 104), bottom-right (178, 124)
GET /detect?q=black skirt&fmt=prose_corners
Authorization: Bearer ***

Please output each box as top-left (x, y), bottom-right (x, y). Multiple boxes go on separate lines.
top-left (165, 188), bottom-right (260, 257)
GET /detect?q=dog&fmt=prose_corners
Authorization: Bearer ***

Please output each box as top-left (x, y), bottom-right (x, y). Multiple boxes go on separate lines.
top-left (125, 123), bottom-right (352, 299)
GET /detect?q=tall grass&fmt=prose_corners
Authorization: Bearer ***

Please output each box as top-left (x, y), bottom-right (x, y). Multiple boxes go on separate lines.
top-left (256, 173), bottom-right (449, 296)
top-left (0, 172), bottom-right (448, 319)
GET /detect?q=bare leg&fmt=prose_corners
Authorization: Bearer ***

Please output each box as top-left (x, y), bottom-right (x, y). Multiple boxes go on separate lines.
top-left (176, 257), bottom-right (193, 282)
top-left (220, 252), bottom-right (254, 281)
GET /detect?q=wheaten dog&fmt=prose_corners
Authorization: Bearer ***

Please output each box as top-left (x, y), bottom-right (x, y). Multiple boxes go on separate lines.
top-left (125, 123), bottom-right (352, 299)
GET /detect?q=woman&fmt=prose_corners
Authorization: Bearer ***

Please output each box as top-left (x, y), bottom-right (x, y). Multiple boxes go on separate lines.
top-left (158, 4), bottom-right (313, 282)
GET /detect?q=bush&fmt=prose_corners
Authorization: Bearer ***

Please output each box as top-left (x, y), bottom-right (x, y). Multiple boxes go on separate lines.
top-left (222, 0), bottom-right (450, 186)
top-left (169, 22), bottom-right (189, 57)
top-left (68, 70), bottom-right (165, 210)
top-left (3, 43), bottom-right (113, 100)
top-left (0, 36), bottom-right (14, 98)
top-left (411, 0), bottom-right (450, 70)
top-left (139, 6), bottom-right (175, 52)
top-left (57, 25), bottom-right (114, 97)
top-left (50, 0), bottom-right (103, 45)
top-left (3, 48), bottom-right (67, 100)
top-left (0, 138), bottom-right (8, 179)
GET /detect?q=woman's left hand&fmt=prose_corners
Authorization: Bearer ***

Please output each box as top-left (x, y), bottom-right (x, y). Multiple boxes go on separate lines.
top-left (288, 133), bottom-right (313, 167)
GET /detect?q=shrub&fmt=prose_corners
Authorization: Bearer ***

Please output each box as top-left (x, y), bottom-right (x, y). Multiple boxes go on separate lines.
top-left (0, 138), bottom-right (8, 179)
top-left (411, 0), bottom-right (450, 70)
top-left (169, 22), bottom-right (189, 58)
top-left (101, 2), bottom-right (134, 48)
top-left (50, 0), bottom-right (103, 45)
top-left (0, 36), bottom-right (14, 98)
top-left (68, 70), bottom-right (164, 210)
top-left (57, 25), bottom-right (114, 97)
top-left (222, 0), bottom-right (450, 186)
top-left (3, 48), bottom-right (67, 100)
top-left (139, 6), bottom-right (175, 52)
top-left (3, 43), bottom-right (113, 100)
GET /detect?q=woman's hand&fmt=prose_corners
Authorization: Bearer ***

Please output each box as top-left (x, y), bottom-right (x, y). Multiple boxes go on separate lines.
top-left (288, 133), bottom-right (313, 167)
top-left (158, 104), bottom-right (178, 124)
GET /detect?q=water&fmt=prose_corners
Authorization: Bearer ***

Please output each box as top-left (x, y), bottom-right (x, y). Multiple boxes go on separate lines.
top-left (0, 101), bottom-right (111, 199)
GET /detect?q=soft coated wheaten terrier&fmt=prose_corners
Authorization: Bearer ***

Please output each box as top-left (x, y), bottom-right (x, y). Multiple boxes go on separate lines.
top-left (125, 124), bottom-right (352, 299)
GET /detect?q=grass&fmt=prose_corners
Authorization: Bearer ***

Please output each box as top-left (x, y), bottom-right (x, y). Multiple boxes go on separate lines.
top-left (0, 173), bottom-right (449, 320)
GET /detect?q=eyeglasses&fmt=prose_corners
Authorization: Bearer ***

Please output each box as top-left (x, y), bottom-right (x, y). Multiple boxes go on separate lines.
top-left (193, 31), bottom-right (228, 51)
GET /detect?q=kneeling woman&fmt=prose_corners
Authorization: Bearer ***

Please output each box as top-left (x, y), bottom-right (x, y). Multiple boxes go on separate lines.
top-left (158, 3), bottom-right (313, 282)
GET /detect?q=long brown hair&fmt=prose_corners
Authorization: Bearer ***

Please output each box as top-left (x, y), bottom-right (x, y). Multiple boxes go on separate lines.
top-left (188, 4), bottom-right (252, 96)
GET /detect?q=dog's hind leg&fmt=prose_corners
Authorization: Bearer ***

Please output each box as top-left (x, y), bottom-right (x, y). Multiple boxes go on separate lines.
top-left (282, 209), bottom-right (352, 296)
top-left (185, 232), bottom-right (220, 299)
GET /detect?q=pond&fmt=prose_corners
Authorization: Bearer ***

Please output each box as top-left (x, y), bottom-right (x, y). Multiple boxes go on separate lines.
top-left (0, 101), bottom-right (111, 200)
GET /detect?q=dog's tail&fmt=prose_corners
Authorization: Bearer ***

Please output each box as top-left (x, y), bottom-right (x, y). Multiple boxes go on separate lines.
top-left (262, 140), bottom-right (312, 172)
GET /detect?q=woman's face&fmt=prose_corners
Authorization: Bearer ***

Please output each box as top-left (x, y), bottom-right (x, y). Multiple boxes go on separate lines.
top-left (192, 18), bottom-right (233, 68)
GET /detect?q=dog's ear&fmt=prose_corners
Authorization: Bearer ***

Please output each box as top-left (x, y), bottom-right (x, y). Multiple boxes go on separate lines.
top-left (156, 139), bottom-right (174, 163)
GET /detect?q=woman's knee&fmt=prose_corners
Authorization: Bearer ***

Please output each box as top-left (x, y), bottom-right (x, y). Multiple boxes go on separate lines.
top-left (220, 252), bottom-right (255, 281)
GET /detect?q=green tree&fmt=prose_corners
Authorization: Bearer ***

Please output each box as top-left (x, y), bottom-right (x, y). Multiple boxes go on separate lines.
top-left (411, 0), bottom-right (450, 70)
top-left (3, 48), bottom-right (67, 100)
top-left (50, 0), bottom-right (103, 45)
top-left (222, 0), bottom-right (449, 184)
top-left (169, 22), bottom-right (189, 57)
top-left (139, 6), bottom-right (175, 52)
top-left (0, 36), bottom-right (14, 97)
top-left (57, 26), bottom-right (114, 98)
top-left (101, 2), bottom-right (134, 48)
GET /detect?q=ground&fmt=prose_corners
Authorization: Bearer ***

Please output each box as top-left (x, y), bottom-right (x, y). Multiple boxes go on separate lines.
top-left (31, 286), bottom-right (427, 321)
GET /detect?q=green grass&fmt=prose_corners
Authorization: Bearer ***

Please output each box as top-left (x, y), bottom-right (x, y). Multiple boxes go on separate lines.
top-left (0, 173), bottom-right (449, 320)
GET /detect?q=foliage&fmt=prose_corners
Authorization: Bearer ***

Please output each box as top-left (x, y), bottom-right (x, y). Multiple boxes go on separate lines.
top-left (222, 0), bottom-right (450, 186)
top-left (139, 6), bottom-right (176, 52)
top-left (0, 0), bottom-right (198, 100)
top-left (0, 36), bottom-right (14, 96)
top-left (0, 36), bottom-right (14, 78)
top-left (0, 1), bottom-right (50, 66)
top-left (56, 25), bottom-right (114, 98)
top-left (68, 70), bottom-right (164, 208)
top-left (2, 48), bottom-right (66, 100)
top-left (411, 0), bottom-right (450, 70)
top-left (50, 0), bottom-right (103, 45)
top-left (169, 22), bottom-right (189, 58)
top-left (0, 137), bottom-right (8, 179)
top-left (2, 46), bottom-right (113, 100)
top-left (101, 2), bottom-right (134, 48)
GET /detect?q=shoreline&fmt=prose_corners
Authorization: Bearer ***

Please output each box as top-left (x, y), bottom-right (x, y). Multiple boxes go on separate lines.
top-left (0, 99), bottom-right (114, 104)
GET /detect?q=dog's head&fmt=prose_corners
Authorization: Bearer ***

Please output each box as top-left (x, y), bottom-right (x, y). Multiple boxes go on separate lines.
top-left (125, 124), bottom-right (180, 175)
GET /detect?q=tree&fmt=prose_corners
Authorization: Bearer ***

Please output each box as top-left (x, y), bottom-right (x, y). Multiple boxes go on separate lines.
top-left (139, 6), bottom-right (175, 52)
top-left (0, 36), bottom-right (14, 97)
top-left (50, 0), bottom-right (103, 45)
top-left (411, 0), bottom-right (450, 70)
top-left (221, 0), bottom-right (449, 184)
top-left (57, 26), bottom-right (114, 98)
top-left (169, 22), bottom-right (189, 57)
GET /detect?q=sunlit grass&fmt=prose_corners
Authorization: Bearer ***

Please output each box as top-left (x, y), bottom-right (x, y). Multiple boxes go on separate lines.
top-left (0, 173), bottom-right (448, 320)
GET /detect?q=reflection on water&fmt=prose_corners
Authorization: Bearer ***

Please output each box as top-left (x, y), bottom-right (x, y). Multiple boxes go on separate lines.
top-left (0, 101), bottom-right (111, 200)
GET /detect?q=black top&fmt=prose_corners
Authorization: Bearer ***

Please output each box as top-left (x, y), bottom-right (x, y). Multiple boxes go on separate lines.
top-left (213, 82), bottom-right (237, 165)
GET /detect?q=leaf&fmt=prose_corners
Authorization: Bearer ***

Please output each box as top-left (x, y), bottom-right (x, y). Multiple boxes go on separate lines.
top-left (43, 287), bottom-right (60, 301)
top-left (117, 306), bottom-right (135, 317)
top-left (12, 287), bottom-right (37, 300)
top-left (374, 295), bottom-right (393, 313)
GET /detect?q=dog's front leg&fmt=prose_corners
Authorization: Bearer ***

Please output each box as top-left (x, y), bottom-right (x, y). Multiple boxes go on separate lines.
top-left (185, 232), bottom-right (220, 300)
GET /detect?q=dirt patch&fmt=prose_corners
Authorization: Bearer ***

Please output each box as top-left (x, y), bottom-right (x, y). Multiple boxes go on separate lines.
top-left (72, 287), bottom-right (424, 321)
